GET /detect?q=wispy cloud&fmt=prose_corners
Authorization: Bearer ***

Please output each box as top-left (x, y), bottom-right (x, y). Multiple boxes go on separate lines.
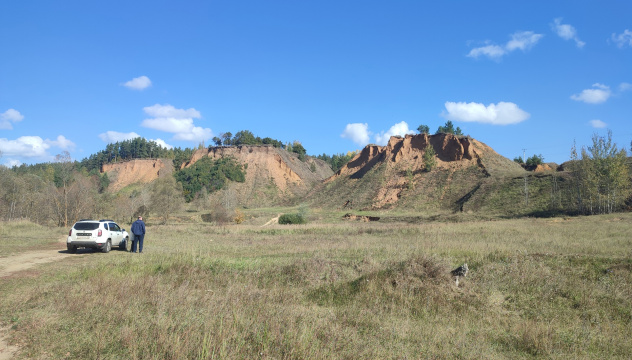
top-left (467, 31), bottom-right (543, 60)
top-left (47, 135), bottom-right (75, 150)
top-left (611, 29), bottom-right (632, 48)
top-left (442, 101), bottom-right (530, 125)
top-left (467, 44), bottom-right (506, 60)
top-left (341, 121), bottom-right (416, 146)
top-left (0, 109), bottom-right (24, 130)
top-left (152, 138), bottom-right (173, 150)
top-left (0, 135), bottom-right (74, 158)
top-left (570, 83), bottom-right (611, 104)
top-left (619, 82), bottom-right (632, 92)
top-left (589, 119), bottom-right (607, 128)
top-left (98, 131), bottom-right (141, 143)
top-left (374, 121), bottom-right (416, 145)
top-left (551, 18), bottom-right (585, 48)
top-left (341, 123), bottom-right (370, 146)
top-left (141, 104), bottom-right (212, 143)
top-left (122, 75), bottom-right (152, 90)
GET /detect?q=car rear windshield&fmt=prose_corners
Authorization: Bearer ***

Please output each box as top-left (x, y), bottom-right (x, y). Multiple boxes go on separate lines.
top-left (73, 223), bottom-right (99, 230)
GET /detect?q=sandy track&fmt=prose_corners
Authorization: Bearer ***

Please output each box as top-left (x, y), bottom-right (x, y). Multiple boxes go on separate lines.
top-left (0, 248), bottom-right (73, 359)
top-left (0, 250), bottom-right (72, 278)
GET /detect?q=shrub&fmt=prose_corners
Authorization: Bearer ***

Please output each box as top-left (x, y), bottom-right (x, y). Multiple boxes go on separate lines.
top-left (233, 209), bottom-right (245, 224)
top-left (278, 213), bottom-right (307, 225)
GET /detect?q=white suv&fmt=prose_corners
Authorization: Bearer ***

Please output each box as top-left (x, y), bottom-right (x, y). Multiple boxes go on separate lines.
top-left (67, 220), bottom-right (130, 253)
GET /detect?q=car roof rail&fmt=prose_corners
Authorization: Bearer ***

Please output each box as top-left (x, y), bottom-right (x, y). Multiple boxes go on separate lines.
top-left (79, 219), bottom-right (95, 221)
top-left (99, 219), bottom-right (114, 222)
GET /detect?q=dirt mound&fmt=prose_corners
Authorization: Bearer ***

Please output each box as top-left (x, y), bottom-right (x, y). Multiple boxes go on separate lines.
top-left (308, 255), bottom-right (464, 308)
top-left (330, 133), bottom-right (510, 181)
top-left (311, 133), bottom-right (524, 210)
top-left (533, 164), bottom-right (554, 172)
top-left (182, 145), bottom-right (333, 207)
top-left (102, 159), bottom-right (174, 191)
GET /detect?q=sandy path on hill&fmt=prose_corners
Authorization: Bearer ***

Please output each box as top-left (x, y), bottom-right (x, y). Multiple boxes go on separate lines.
top-left (0, 248), bottom-right (73, 359)
top-left (262, 214), bottom-right (281, 226)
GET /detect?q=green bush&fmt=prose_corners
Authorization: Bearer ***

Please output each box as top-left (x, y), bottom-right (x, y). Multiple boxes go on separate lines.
top-left (174, 156), bottom-right (246, 202)
top-left (278, 213), bottom-right (307, 225)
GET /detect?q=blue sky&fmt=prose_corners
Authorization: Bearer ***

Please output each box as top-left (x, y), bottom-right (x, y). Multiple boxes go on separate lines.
top-left (1, 0), bottom-right (631, 167)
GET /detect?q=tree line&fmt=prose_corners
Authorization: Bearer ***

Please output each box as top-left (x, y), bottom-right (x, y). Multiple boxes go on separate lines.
top-left (417, 120), bottom-right (463, 136)
top-left (566, 131), bottom-right (630, 215)
top-left (0, 150), bottom-right (187, 227)
top-left (79, 137), bottom-right (194, 173)
top-left (212, 130), bottom-right (308, 160)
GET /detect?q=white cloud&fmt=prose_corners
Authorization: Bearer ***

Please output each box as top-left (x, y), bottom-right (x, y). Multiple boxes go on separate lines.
top-left (143, 104), bottom-right (201, 119)
top-left (0, 136), bottom-right (51, 157)
top-left (442, 101), bottom-right (530, 125)
top-left (552, 18), bottom-right (585, 48)
top-left (151, 138), bottom-right (173, 150)
top-left (142, 118), bottom-right (195, 133)
top-left (570, 83), bottom-right (611, 104)
top-left (506, 31), bottom-right (544, 52)
top-left (0, 135), bottom-right (76, 159)
top-left (468, 31), bottom-right (543, 60)
top-left (141, 104), bottom-right (212, 143)
top-left (122, 75), bottom-right (152, 90)
top-left (589, 119), bottom-right (607, 128)
top-left (98, 131), bottom-right (141, 143)
top-left (173, 126), bottom-right (213, 141)
top-left (374, 121), bottom-right (416, 145)
top-left (46, 135), bottom-right (75, 150)
top-left (341, 123), bottom-right (371, 146)
top-left (611, 29), bottom-right (632, 48)
top-left (3, 159), bottom-right (21, 168)
top-left (0, 109), bottom-right (24, 130)
top-left (619, 82), bottom-right (632, 92)
top-left (467, 44), bottom-right (506, 60)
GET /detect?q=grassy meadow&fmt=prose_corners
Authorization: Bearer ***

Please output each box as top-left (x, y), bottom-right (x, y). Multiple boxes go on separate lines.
top-left (1, 211), bottom-right (631, 359)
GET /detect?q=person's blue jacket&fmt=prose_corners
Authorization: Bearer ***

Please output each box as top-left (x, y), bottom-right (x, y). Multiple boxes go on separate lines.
top-left (131, 219), bottom-right (145, 236)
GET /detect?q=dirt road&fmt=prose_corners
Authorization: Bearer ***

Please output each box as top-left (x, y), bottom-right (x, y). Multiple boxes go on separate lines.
top-left (0, 250), bottom-right (72, 278)
top-left (0, 248), bottom-right (73, 359)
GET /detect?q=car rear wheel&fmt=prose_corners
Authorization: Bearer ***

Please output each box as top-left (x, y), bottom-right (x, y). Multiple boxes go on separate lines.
top-left (68, 244), bottom-right (77, 254)
top-left (102, 240), bottom-right (111, 253)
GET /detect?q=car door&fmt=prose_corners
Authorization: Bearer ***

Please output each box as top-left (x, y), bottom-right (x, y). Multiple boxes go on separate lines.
top-left (108, 222), bottom-right (123, 245)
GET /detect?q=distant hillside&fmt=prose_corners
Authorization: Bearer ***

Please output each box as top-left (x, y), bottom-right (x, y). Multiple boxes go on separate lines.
top-left (103, 158), bottom-right (174, 192)
top-left (306, 133), bottom-right (558, 214)
top-left (100, 145), bottom-right (333, 207)
top-left (98, 136), bottom-right (612, 216)
top-left (181, 145), bottom-right (333, 207)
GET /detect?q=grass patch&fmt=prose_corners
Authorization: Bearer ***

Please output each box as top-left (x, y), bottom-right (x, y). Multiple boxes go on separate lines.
top-left (1, 213), bottom-right (631, 358)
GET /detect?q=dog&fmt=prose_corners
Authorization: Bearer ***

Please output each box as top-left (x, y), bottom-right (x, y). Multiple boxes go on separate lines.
top-left (451, 263), bottom-right (468, 286)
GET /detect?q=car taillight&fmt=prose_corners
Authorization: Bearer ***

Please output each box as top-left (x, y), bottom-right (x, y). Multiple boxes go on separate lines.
top-left (69, 229), bottom-right (72, 236)
top-left (98, 229), bottom-right (102, 237)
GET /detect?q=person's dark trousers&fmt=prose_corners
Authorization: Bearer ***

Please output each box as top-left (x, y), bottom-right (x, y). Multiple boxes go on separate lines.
top-left (131, 234), bottom-right (144, 253)
top-left (137, 234), bottom-right (144, 253)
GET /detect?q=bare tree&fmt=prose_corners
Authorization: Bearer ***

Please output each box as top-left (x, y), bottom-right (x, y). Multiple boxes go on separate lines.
top-left (149, 176), bottom-right (185, 224)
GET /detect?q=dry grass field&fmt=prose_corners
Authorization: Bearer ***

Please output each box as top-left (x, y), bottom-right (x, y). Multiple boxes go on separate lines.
top-left (1, 212), bottom-right (631, 359)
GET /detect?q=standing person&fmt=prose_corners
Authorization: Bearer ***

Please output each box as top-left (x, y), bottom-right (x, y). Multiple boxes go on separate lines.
top-left (130, 216), bottom-right (146, 253)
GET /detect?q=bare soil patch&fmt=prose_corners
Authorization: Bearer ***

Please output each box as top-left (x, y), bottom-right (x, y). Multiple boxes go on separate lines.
top-left (0, 326), bottom-right (18, 360)
top-left (0, 246), bottom-right (74, 359)
top-left (0, 249), bottom-right (71, 278)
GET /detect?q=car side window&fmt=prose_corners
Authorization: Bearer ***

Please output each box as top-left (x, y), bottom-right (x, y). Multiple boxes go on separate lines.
top-left (103, 223), bottom-right (109, 230)
top-left (110, 223), bottom-right (120, 231)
